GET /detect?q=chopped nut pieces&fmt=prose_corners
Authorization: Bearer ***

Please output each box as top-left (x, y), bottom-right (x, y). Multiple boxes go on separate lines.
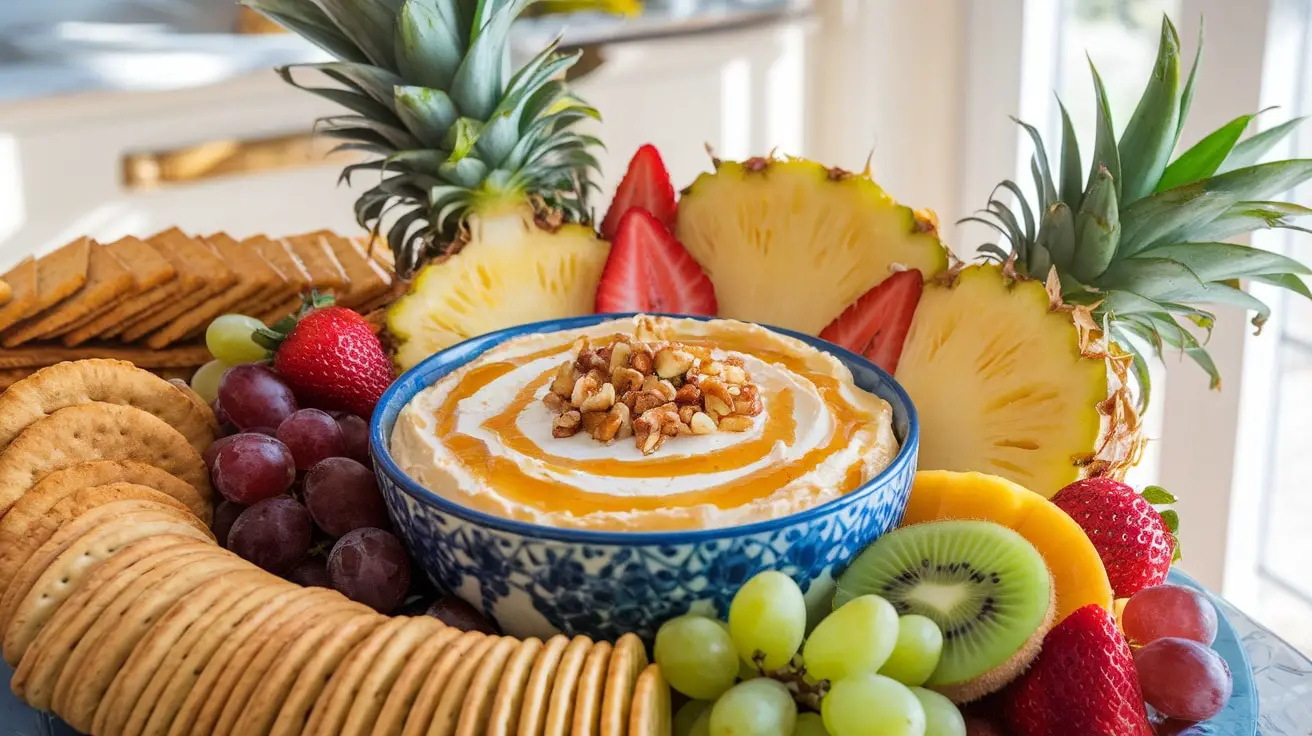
top-left (542, 336), bottom-right (764, 453)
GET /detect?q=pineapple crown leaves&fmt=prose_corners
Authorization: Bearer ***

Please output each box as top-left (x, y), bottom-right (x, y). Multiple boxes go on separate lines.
top-left (241, 0), bottom-right (604, 277)
top-left (967, 14), bottom-right (1312, 409)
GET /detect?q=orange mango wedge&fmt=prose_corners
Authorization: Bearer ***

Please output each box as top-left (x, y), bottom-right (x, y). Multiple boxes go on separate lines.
top-left (901, 470), bottom-right (1113, 622)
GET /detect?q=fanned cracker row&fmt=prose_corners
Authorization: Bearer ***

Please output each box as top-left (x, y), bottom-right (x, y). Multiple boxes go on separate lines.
top-left (119, 229), bottom-right (237, 342)
top-left (0, 257), bottom-right (37, 332)
top-left (2, 243), bottom-right (135, 348)
top-left (60, 236), bottom-right (177, 347)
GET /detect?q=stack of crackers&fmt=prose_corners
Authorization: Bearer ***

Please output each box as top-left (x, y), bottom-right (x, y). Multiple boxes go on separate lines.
top-left (0, 359), bottom-right (675, 735)
top-left (0, 228), bottom-right (405, 392)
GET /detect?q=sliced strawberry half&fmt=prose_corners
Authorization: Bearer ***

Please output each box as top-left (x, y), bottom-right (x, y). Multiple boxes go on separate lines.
top-left (600, 144), bottom-right (678, 241)
top-left (819, 269), bottom-right (924, 375)
top-left (595, 208), bottom-right (717, 316)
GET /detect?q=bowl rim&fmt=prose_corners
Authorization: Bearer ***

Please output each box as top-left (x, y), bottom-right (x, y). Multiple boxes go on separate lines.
top-left (369, 312), bottom-right (919, 545)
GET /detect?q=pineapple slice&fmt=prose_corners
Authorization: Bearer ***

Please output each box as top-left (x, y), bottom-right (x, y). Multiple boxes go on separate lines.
top-left (896, 265), bottom-right (1137, 496)
top-left (675, 158), bottom-right (950, 334)
top-left (386, 212), bottom-right (609, 371)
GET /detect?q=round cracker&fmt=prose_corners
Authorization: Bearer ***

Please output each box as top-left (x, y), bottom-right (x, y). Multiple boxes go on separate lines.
top-left (137, 582), bottom-right (304, 736)
top-left (175, 586), bottom-right (355, 736)
top-left (210, 596), bottom-right (369, 736)
top-left (0, 482), bottom-right (197, 600)
top-left (10, 537), bottom-right (215, 709)
top-left (399, 631), bottom-right (493, 736)
top-left (0, 403), bottom-right (212, 518)
top-left (600, 634), bottom-right (650, 736)
top-left (304, 616), bottom-right (414, 736)
top-left (427, 635), bottom-right (515, 736)
top-left (0, 359), bottom-right (217, 454)
top-left (484, 636), bottom-right (544, 736)
top-left (337, 616), bottom-right (447, 736)
top-left (516, 635), bottom-right (572, 736)
top-left (627, 665), bottom-right (672, 736)
top-left (268, 610), bottom-right (389, 736)
top-left (456, 635), bottom-right (529, 736)
top-left (231, 606), bottom-right (381, 736)
top-left (94, 568), bottom-right (276, 736)
top-left (370, 626), bottom-right (465, 736)
top-left (543, 636), bottom-right (596, 736)
top-left (56, 552), bottom-right (250, 732)
top-left (0, 499), bottom-right (211, 646)
top-left (570, 640), bottom-right (613, 736)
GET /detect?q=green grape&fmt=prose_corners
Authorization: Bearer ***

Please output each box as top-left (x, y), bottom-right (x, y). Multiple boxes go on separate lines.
top-left (793, 712), bottom-right (830, 736)
top-left (206, 314), bottom-right (270, 365)
top-left (822, 673), bottom-right (925, 736)
top-left (879, 615), bottom-right (944, 686)
top-left (728, 571), bottom-right (807, 670)
top-left (655, 615), bottom-right (740, 699)
top-left (802, 595), bottom-right (898, 682)
top-left (709, 679), bottom-right (797, 736)
top-left (690, 710), bottom-right (712, 736)
top-left (909, 687), bottom-right (966, 736)
top-left (676, 701), bottom-right (714, 736)
top-left (190, 359), bottom-right (232, 405)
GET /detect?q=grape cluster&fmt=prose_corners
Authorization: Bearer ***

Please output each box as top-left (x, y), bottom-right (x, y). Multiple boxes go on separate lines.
top-left (656, 571), bottom-right (965, 736)
top-left (1123, 583), bottom-right (1232, 723)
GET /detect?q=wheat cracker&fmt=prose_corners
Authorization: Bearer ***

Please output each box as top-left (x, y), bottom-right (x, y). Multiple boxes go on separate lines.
top-left (252, 236), bottom-right (314, 324)
top-left (330, 615), bottom-right (447, 736)
top-left (101, 229), bottom-right (203, 339)
top-left (516, 634), bottom-right (572, 736)
top-left (135, 581), bottom-right (301, 736)
top-left (482, 636), bottom-right (544, 736)
top-left (56, 551), bottom-right (251, 732)
top-left (2, 238), bottom-right (91, 337)
top-left (420, 634), bottom-right (512, 736)
top-left (303, 615), bottom-right (414, 736)
top-left (627, 665), bottom-right (672, 736)
top-left (454, 635), bottom-right (526, 736)
top-left (543, 636), bottom-right (596, 736)
top-left (0, 257), bottom-right (38, 332)
top-left (370, 626), bottom-right (465, 736)
top-left (2, 242), bottom-right (136, 347)
top-left (0, 402), bottom-right (211, 518)
top-left (400, 631), bottom-right (494, 736)
top-left (268, 610), bottom-right (390, 736)
top-left (61, 236), bottom-right (177, 346)
top-left (94, 568), bottom-right (276, 736)
top-left (0, 275), bottom-right (10, 307)
top-left (326, 232), bottom-right (392, 308)
top-left (10, 537), bottom-right (215, 709)
top-left (286, 232), bottom-right (349, 293)
top-left (118, 229), bottom-right (236, 342)
top-left (570, 639), bottom-right (613, 736)
top-left (601, 634), bottom-right (650, 736)
top-left (0, 358), bottom-right (217, 455)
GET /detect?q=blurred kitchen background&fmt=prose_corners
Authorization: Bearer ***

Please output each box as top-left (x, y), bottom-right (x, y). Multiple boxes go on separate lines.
top-left (0, 0), bottom-right (1309, 653)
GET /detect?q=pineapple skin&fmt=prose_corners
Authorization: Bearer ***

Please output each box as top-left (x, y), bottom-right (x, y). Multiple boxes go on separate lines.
top-left (896, 264), bottom-right (1142, 497)
top-left (676, 157), bottom-right (950, 334)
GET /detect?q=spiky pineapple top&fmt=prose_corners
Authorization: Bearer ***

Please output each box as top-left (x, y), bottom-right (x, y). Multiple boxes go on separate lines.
top-left (242, 0), bottom-right (603, 276)
top-left (974, 15), bottom-right (1312, 404)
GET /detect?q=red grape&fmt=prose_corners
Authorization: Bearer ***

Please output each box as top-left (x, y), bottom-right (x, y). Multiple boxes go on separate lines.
top-left (1123, 584), bottom-right (1218, 646)
top-left (228, 496), bottom-right (313, 574)
top-left (203, 434), bottom-right (239, 472)
top-left (212, 499), bottom-right (246, 548)
top-left (327, 528), bottom-right (410, 613)
top-left (212, 400), bottom-right (237, 436)
top-left (218, 364), bottom-right (298, 430)
top-left (336, 414), bottom-right (371, 464)
top-left (287, 556), bottom-right (331, 588)
top-left (212, 433), bottom-right (296, 504)
top-left (277, 409), bottom-right (345, 470)
top-left (425, 596), bottom-right (498, 634)
top-left (303, 457), bottom-right (389, 537)
top-left (1134, 637), bottom-right (1232, 721)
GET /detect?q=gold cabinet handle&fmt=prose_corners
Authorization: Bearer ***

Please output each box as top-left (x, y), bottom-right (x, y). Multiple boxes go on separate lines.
top-left (121, 132), bottom-right (358, 189)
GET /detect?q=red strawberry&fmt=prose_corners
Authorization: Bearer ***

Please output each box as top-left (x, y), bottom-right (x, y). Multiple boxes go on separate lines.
top-left (1003, 604), bottom-right (1153, 736)
top-left (256, 293), bottom-right (395, 419)
top-left (1051, 478), bottom-right (1176, 598)
top-left (594, 208), bottom-right (717, 315)
top-left (600, 144), bottom-right (678, 241)
top-left (818, 269), bottom-right (923, 374)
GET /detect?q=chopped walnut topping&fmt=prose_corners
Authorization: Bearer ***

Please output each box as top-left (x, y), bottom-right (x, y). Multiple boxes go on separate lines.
top-left (541, 336), bottom-right (765, 454)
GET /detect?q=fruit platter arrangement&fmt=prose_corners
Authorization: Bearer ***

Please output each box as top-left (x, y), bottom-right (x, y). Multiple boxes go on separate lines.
top-left (1, 0), bottom-right (1310, 734)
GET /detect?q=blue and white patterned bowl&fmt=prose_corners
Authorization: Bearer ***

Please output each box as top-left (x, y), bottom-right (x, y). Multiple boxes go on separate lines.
top-left (370, 313), bottom-right (920, 641)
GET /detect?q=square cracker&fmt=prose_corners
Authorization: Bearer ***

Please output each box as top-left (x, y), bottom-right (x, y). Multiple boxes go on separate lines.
top-left (0, 277), bottom-right (10, 307)
top-left (27, 237), bottom-right (91, 316)
top-left (143, 233), bottom-right (280, 349)
top-left (118, 229), bottom-right (236, 342)
top-left (285, 232), bottom-right (349, 295)
top-left (59, 237), bottom-right (177, 346)
top-left (100, 229), bottom-right (210, 339)
top-left (199, 235), bottom-right (294, 333)
top-left (325, 233), bottom-right (392, 309)
top-left (253, 237), bottom-right (314, 324)
top-left (0, 258), bottom-right (37, 332)
top-left (2, 243), bottom-right (135, 347)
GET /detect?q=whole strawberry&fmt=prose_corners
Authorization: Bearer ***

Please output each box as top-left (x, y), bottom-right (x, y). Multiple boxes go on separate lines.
top-left (255, 293), bottom-right (395, 418)
top-left (1051, 477), bottom-right (1177, 599)
top-left (1003, 604), bottom-right (1153, 736)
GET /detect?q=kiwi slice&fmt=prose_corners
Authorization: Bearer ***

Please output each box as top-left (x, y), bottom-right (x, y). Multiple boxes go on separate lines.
top-left (834, 520), bottom-right (1054, 703)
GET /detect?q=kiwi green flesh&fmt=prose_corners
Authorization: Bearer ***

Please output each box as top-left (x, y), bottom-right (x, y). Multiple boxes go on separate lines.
top-left (834, 520), bottom-right (1053, 702)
